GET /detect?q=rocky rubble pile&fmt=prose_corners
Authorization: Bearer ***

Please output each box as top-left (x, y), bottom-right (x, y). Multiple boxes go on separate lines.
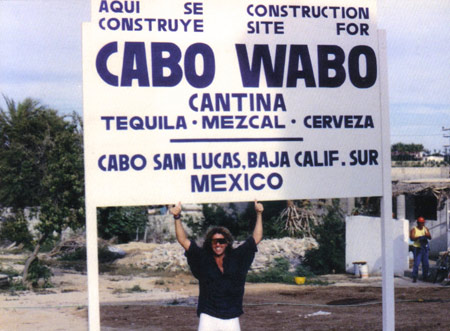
top-left (252, 237), bottom-right (318, 271)
top-left (115, 242), bottom-right (188, 272)
top-left (115, 237), bottom-right (318, 273)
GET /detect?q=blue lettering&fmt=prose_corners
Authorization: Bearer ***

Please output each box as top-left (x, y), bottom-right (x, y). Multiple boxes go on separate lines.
top-left (229, 174), bottom-right (242, 191)
top-left (108, 155), bottom-right (118, 171)
top-left (151, 42), bottom-right (183, 87)
top-left (250, 173), bottom-right (265, 190)
top-left (236, 44), bottom-right (286, 87)
top-left (121, 42), bottom-right (149, 87)
top-left (184, 2), bottom-right (203, 15)
top-left (97, 42), bottom-right (215, 87)
top-left (190, 172), bottom-right (283, 192)
top-left (211, 174), bottom-right (227, 192)
top-left (130, 154), bottom-right (146, 170)
top-left (184, 43), bottom-right (215, 88)
top-left (130, 117), bottom-right (144, 130)
top-left (111, 1), bottom-right (124, 13)
top-left (191, 174), bottom-right (209, 192)
top-left (318, 45), bottom-right (346, 88)
top-left (98, 155), bottom-right (107, 171)
top-left (117, 116), bottom-right (127, 130)
top-left (348, 46), bottom-right (377, 88)
top-left (153, 153), bottom-right (186, 170)
top-left (119, 154), bottom-right (130, 171)
top-left (99, 0), bottom-right (108, 12)
top-left (235, 44), bottom-right (376, 89)
top-left (267, 173), bottom-right (283, 189)
top-left (101, 116), bottom-right (114, 130)
top-left (96, 42), bottom-right (119, 86)
top-left (98, 154), bottom-right (146, 171)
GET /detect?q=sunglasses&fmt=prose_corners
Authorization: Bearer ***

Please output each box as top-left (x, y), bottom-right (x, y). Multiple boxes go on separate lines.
top-left (211, 238), bottom-right (228, 245)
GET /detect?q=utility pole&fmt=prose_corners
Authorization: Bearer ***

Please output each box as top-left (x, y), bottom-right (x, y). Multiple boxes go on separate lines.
top-left (443, 127), bottom-right (450, 162)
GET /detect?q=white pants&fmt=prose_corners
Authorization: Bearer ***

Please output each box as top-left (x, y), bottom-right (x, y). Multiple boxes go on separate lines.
top-left (198, 313), bottom-right (241, 331)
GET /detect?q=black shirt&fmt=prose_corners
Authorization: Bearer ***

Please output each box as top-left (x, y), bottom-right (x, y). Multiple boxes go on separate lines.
top-left (185, 237), bottom-right (257, 319)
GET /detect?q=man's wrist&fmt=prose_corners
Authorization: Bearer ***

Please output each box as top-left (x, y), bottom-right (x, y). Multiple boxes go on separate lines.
top-left (174, 214), bottom-right (181, 220)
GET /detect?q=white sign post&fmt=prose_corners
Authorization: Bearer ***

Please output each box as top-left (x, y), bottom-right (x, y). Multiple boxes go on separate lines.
top-left (378, 30), bottom-right (395, 331)
top-left (82, 1), bottom-right (394, 329)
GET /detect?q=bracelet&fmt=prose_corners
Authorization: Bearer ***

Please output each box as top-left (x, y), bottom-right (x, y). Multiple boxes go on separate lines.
top-left (174, 214), bottom-right (181, 220)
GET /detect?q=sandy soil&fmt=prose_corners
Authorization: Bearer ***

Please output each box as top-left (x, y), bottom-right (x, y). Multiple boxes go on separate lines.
top-left (1, 269), bottom-right (449, 331)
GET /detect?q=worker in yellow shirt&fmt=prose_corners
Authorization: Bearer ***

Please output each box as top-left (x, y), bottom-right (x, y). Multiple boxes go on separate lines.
top-left (410, 217), bottom-right (432, 283)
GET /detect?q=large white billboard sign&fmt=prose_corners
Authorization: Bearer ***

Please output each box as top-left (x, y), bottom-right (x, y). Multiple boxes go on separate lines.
top-left (83, 0), bottom-right (382, 206)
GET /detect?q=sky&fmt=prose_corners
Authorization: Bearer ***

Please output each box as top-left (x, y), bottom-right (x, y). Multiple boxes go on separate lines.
top-left (0, 0), bottom-right (449, 153)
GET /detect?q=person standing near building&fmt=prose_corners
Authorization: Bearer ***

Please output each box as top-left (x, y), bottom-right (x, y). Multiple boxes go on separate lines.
top-left (410, 216), bottom-right (432, 282)
top-left (170, 200), bottom-right (264, 331)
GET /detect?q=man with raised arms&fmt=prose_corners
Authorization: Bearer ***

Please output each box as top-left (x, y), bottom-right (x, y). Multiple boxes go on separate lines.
top-left (170, 200), bottom-right (264, 331)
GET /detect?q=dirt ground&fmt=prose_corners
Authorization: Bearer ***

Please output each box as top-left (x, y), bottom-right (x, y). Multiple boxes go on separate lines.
top-left (1, 268), bottom-right (450, 331)
top-left (99, 275), bottom-right (450, 331)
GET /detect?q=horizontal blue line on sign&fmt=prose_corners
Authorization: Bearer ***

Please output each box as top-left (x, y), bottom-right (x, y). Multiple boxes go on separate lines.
top-left (170, 137), bottom-right (304, 143)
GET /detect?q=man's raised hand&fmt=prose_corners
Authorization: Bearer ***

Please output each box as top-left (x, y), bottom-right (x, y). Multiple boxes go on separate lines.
top-left (254, 200), bottom-right (264, 214)
top-left (170, 202), bottom-right (182, 217)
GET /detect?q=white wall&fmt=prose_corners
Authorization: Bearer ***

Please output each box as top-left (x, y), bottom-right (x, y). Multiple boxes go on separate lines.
top-left (346, 215), bottom-right (409, 276)
top-left (429, 201), bottom-right (450, 254)
top-left (391, 167), bottom-right (449, 181)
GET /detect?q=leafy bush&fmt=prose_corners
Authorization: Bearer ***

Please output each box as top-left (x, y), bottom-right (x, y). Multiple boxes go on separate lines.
top-left (58, 245), bottom-right (117, 264)
top-left (183, 201), bottom-right (290, 240)
top-left (0, 266), bottom-right (20, 278)
top-left (242, 200), bottom-right (288, 239)
top-left (97, 206), bottom-right (148, 243)
top-left (8, 280), bottom-right (28, 292)
top-left (247, 258), bottom-right (325, 285)
top-left (0, 214), bottom-right (34, 250)
top-left (295, 264), bottom-right (316, 278)
top-left (202, 203), bottom-right (245, 238)
top-left (184, 215), bottom-right (204, 239)
top-left (128, 285), bottom-right (145, 293)
top-left (58, 247), bottom-right (87, 262)
top-left (27, 258), bottom-right (53, 288)
top-left (303, 199), bottom-right (345, 275)
top-left (247, 258), bottom-right (294, 284)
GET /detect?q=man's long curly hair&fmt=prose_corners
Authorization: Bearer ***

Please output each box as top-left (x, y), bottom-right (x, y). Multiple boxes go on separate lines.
top-left (203, 226), bottom-right (234, 255)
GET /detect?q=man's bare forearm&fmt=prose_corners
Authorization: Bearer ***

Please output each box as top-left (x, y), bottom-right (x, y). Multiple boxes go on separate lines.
top-left (170, 202), bottom-right (191, 250)
top-left (174, 219), bottom-right (191, 250)
top-left (253, 200), bottom-right (264, 245)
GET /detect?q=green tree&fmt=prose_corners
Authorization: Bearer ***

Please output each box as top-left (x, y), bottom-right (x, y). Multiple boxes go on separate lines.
top-left (0, 97), bottom-right (84, 286)
top-left (0, 214), bottom-right (34, 250)
top-left (391, 142), bottom-right (424, 161)
top-left (202, 203), bottom-right (245, 238)
top-left (303, 199), bottom-right (345, 275)
top-left (97, 206), bottom-right (148, 243)
top-left (242, 200), bottom-right (287, 238)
